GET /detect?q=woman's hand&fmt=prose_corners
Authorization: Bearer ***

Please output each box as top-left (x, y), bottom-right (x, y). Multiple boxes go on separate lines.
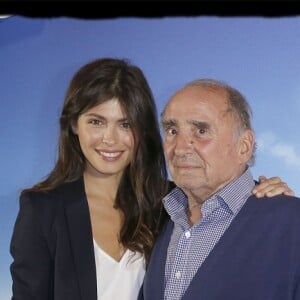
top-left (252, 176), bottom-right (295, 198)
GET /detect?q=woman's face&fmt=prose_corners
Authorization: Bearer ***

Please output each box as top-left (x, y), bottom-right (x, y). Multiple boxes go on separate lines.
top-left (73, 98), bottom-right (135, 180)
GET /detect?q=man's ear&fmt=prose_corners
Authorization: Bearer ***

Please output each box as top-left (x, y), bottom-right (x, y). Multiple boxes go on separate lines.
top-left (238, 129), bottom-right (255, 163)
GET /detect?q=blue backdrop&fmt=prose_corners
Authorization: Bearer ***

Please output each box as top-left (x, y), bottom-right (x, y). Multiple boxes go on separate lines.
top-left (1, 15), bottom-right (300, 298)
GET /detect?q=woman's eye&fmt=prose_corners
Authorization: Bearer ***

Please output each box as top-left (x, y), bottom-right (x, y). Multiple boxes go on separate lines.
top-left (121, 122), bottom-right (131, 129)
top-left (89, 119), bottom-right (101, 126)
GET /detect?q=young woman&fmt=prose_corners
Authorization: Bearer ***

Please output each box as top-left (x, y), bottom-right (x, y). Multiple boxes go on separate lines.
top-left (10, 58), bottom-right (293, 300)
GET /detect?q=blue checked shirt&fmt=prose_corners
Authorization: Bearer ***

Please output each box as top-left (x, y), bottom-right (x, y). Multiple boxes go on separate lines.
top-left (163, 168), bottom-right (255, 300)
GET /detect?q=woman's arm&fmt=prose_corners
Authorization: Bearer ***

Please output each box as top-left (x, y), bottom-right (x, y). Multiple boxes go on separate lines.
top-left (10, 194), bottom-right (53, 300)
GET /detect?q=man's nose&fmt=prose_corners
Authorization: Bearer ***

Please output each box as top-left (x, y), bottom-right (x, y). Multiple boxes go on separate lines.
top-left (173, 133), bottom-right (194, 156)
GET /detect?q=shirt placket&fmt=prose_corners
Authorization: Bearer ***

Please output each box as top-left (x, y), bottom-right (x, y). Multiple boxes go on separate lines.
top-left (164, 226), bottom-right (194, 300)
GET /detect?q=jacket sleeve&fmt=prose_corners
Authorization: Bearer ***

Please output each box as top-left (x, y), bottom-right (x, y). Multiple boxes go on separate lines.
top-left (10, 193), bottom-right (54, 300)
top-left (137, 282), bottom-right (144, 300)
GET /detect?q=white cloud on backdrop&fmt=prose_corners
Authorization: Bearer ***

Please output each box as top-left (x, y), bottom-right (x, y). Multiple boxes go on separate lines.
top-left (257, 131), bottom-right (300, 167)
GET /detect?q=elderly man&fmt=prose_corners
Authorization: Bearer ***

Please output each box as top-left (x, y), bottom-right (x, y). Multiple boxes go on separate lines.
top-left (139, 79), bottom-right (300, 300)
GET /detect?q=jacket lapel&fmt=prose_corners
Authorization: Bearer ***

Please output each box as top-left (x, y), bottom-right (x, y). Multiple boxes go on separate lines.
top-left (64, 178), bottom-right (97, 300)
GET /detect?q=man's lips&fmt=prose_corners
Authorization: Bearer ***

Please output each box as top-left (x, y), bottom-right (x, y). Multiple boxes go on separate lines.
top-left (174, 164), bottom-right (200, 168)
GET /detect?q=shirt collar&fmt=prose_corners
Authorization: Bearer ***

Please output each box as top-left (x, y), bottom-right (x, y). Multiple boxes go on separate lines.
top-left (217, 167), bottom-right (255, 214)
top-left (163, 168), bottom-right (255, 220)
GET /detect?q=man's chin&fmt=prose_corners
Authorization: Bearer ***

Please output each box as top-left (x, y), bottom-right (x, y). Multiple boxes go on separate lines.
top-left (174, 179), bottom-right (203, 191)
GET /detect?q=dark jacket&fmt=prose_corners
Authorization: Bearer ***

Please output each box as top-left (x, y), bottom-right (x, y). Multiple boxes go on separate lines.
top-left (10, 178), bottom-right (97, 300)
top-left (139, 194), bottom-right (300, 300)
top-left (10, 177), bottom-right (174, 300)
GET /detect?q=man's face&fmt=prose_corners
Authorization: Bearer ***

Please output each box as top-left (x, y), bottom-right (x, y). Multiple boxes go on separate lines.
top-left (162, 85), bottom-right (251, 200)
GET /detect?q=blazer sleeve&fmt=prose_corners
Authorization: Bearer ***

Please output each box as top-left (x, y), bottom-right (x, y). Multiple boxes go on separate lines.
top-left (10, 193), bottom-right (54, 300)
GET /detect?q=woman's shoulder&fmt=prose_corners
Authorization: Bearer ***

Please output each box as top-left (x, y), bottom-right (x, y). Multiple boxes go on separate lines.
top-left (20, 178), bottom-right (84, 209)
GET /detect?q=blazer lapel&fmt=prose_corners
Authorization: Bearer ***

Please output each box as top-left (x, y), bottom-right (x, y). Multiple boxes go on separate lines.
top-left (64, 178), bottom-right (97, 300)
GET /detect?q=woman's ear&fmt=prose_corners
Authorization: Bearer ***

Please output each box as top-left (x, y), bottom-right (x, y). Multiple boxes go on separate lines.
top-left (71, 122), bottom-right (78, 135)
top-left (238, 129), bottom-right (255, 163)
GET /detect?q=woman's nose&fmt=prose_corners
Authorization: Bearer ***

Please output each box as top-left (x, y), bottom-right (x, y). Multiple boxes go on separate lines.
top-left (101, 127), bottom-right (117, 146)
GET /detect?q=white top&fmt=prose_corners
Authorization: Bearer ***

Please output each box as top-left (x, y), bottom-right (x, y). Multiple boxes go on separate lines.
top-left (93, 239), bottom-right (146, 300)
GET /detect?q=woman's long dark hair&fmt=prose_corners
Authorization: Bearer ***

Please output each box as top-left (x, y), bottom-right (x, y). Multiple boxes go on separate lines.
top-left (22, 58), bottom-right (169, 264)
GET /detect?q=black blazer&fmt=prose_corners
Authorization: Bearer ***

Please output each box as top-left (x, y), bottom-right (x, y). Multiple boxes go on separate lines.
top-left (10, 178), bottom-right (98, 300)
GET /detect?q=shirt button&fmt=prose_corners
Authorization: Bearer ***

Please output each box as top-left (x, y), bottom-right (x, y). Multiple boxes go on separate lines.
top-left (175, 271), bottom-right (181, 279)
top-left (185, 230), bottom-right (191, 238)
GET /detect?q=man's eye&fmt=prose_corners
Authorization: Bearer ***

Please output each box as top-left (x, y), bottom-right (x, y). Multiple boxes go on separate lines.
top-left (198, 128), bottom-right (206, 134)
top-left (166, 128), bottom-right (177, 135)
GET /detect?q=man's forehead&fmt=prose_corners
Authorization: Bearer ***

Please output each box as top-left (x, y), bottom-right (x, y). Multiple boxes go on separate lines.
top-left (168, 85), bottom-right (227, 106)
top-left (163, 100), bottom-right (228, 119)
top-left (162, 116), bottom-right (209, 127)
